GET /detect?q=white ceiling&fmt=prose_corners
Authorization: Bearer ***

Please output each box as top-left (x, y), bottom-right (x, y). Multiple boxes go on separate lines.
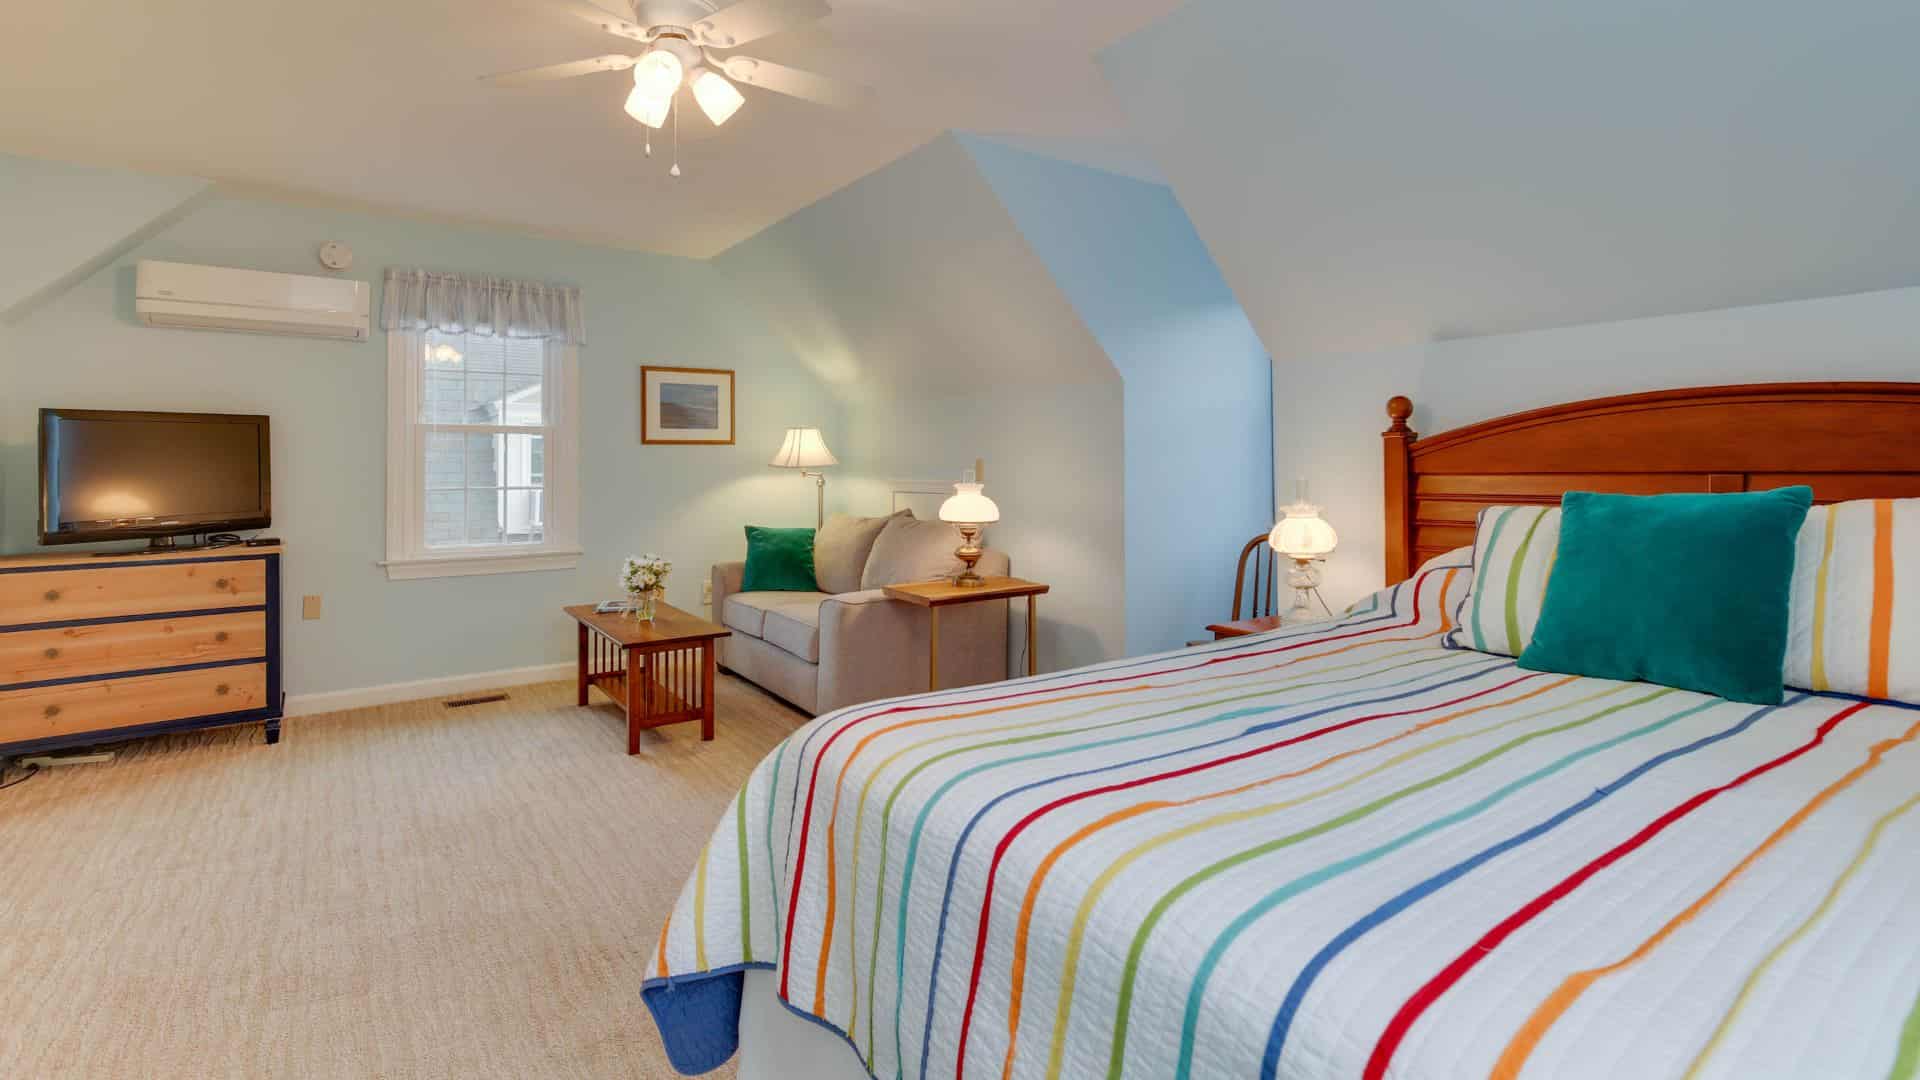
top-left (1103, 0), bottom-right (1920, 358)
top-left (0, 0), bottom-right (1185, 258)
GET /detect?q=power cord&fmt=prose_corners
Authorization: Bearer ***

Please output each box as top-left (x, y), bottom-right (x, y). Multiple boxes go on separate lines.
top-left (0, 758), bottom-right (42, 792)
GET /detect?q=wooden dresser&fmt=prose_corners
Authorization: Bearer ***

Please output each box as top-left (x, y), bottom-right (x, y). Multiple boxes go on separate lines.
top-left (0, 545), bottom-right (283, 754)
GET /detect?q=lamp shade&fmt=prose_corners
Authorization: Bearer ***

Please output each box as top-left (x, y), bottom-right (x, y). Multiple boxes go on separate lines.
top-left (633, 49), bottom-right (684, 99)
top-left (624, 83), bottom-right (672, 129)
top-left (939, 482), bottom-right (1000, 524)
top-left (1269, 499), bottom-right (1337, 560)
top-left (768, 427), bottom-right (837, 469)
top-left (691, 69), bottom-right (745, 126)
top-left (624, 49), bottom-right (683, 129)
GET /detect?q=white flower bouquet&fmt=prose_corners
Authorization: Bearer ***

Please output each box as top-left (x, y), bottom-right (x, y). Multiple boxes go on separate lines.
top-left (620, 553), bottom-right (672, 620)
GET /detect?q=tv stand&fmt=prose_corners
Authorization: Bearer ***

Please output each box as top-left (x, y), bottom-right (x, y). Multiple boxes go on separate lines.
top-left (0, 545), bottom-right (285, 752)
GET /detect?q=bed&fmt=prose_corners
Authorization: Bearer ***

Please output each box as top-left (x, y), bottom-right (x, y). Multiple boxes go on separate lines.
top-left (646, 382), bottom-right (1920, 1079)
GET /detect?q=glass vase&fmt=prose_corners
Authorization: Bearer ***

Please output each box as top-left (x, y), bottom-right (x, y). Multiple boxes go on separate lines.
top-left (631, 588), bottom-right (660, 622)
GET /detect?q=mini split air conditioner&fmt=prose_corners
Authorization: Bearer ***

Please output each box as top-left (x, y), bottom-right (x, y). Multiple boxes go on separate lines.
top-left (135, 260), bottom-right (370, 341)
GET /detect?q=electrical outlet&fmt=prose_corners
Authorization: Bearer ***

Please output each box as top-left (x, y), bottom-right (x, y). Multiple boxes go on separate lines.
top-left (302, 594), bottom-right (322, 620)
top-left (701, 577), bottom-right (713, 606)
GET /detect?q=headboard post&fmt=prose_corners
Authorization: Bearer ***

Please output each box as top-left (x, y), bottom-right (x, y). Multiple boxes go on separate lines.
top-left (1383, 395), bottom-right (1417, 586)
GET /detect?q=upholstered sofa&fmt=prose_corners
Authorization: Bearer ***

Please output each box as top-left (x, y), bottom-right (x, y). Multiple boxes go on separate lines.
top-left (712, 512), bottom-right (1010, 716)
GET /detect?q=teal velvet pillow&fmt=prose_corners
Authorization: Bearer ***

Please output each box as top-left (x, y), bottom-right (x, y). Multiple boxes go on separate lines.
top-left (1517, 486), bottom-right (1813, 705)
top-left (741, 526), bottom-right (818, 592)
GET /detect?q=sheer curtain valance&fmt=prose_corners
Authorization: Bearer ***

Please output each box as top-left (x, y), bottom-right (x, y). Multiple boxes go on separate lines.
top-left (381, 268), bottom-right (586, 345)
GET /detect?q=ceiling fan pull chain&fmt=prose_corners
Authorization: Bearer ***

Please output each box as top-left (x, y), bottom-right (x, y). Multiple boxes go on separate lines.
top-left (669, 93), bottom-right (682, 178)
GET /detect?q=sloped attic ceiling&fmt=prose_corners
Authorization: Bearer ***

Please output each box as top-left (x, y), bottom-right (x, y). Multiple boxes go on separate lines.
top-left (711, 134), bottom-right (1119, 401)
top-left (1100, 0), bottom-right (1920, 360)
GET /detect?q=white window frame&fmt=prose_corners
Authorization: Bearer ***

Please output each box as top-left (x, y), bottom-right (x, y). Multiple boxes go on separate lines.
top-left (382, 329), bottom-right (581, 580)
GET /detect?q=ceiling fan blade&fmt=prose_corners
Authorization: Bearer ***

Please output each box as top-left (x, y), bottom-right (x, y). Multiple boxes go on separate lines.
top-left (558, 0), bottom-right (652, 43)
top-left (480, 53), bottom-right (638, 86)
top-left (692, 0), bottom-right (832, 49)
top-left (720, 55), bottom-right (869, 107)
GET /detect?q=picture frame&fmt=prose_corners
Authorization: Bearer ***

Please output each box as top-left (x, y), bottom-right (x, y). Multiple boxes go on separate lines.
top-left (641, 365), bottom-right (735, 445)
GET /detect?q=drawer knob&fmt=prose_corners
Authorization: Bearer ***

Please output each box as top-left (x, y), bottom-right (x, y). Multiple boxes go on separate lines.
top-left (214, 631), bottom-right (230, 643)
top-left (43, 647), bottom-right (60, 660)
top-left (216, 683), bottom-right (231, 696)
top-left (44, 589), bottom-right (61, 602)
top-left (43, 704), bottom-right (61, 719)
top-left (214, 578), bottom-right (230, 590)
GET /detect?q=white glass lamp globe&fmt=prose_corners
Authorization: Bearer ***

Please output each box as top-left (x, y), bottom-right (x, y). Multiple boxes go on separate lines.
top-left (1269, 500), bottom-right (1337, 561)
top-left (624, 50), bottom-right (683, 129)
top-left (691, 69), bottom-right (745, 126)
top-left (938, 482), bottom-right (1000, 525)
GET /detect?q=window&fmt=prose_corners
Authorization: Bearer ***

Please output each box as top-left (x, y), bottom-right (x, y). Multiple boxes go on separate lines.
top-left (385, 328), bottom-right (579, 579)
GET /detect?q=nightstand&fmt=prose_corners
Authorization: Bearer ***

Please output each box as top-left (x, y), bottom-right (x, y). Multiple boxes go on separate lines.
top-left (882, 576), bottom-right (1049, 689)
top-left (1206, 614), bottom-right (1285, 640)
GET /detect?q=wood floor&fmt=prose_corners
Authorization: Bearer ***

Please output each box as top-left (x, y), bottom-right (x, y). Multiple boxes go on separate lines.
top-left (0, 674), bottom-right (806, 1078)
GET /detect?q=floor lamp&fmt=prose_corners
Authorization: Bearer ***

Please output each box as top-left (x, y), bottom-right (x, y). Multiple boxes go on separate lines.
top-left (769, 427), bottom-right (838, 528)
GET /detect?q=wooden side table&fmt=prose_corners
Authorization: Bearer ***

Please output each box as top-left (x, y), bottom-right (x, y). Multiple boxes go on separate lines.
top-left (1206, 614), bottom-right (1285, 640)
top-left (564, 602), bottom-right (730, 753)
top-left (881, 576), bottom-right (1050, 691)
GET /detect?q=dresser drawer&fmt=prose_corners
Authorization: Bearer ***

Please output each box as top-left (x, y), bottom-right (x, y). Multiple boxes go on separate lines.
top-left (0, 663), bottom-right (268, 745)
top-left (0, 559), bottom-right (267, 626)
top-left (0, 611), bottom-right (266, 686)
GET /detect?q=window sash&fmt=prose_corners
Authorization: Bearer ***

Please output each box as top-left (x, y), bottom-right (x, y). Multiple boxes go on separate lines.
top-left (385, 329), bottom-right (579, 577)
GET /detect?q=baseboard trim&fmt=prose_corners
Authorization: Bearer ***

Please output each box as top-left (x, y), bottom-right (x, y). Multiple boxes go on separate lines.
top-left (285, 662), bottom-right (574, 717)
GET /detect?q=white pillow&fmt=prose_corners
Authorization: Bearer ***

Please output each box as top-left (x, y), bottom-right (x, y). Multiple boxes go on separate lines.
top-left (1445, 505), bottom-right (1561, 657)
top-left (1784, 498), bottom-right (1920, 702)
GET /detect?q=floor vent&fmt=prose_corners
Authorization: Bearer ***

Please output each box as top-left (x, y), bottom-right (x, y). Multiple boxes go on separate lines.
top-left (445, 693), bottom-right (510, 709)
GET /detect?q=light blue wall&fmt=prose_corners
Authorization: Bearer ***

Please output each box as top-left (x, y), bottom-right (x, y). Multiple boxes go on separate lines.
top-left (0, 152), bottom-right (208, 321)
top-left (714, 135), bottom-right (1128, 670)
top-left (0, 191), bottom-right (842, 700)
top-left (960, 137), bottom-right (1273, 652)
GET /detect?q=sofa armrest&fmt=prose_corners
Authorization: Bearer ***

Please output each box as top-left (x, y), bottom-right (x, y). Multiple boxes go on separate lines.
top-left (712, 561), bottom-right (745, 621)
top-left (816, 589), bottom-right (1010, 715)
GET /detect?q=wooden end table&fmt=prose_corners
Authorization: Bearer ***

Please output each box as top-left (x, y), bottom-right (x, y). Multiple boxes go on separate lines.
top-left (1206, 614), bottom-right (1285, 640)
top-left (564, 602), bottom-right (730, 753)
top-left (881, 576), bottom-right (1050, 691)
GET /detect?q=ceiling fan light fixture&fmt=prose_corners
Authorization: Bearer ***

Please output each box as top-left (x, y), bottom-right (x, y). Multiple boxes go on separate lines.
top-left (624, 83), bottom-right (672, 129)
top-left (691, 69), bottom-right (745, 126)
top-left (631, 48), bottom-right (684, 100)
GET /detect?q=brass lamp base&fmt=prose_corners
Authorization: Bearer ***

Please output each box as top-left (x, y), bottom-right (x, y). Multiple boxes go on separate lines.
top-left (952, 523), bottom-right (986, 587)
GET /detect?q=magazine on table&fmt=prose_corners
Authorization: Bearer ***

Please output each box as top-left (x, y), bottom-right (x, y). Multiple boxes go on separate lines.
top-left (595, 599), bottom-right (637, 614)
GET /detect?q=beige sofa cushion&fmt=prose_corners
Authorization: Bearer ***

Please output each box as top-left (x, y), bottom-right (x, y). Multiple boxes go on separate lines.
top-left (861, 516), bottom-right (969, 589)
top-left (813, 510), bottom-right (910, 595)
top-left (722, 591), bottom-right (828, 663)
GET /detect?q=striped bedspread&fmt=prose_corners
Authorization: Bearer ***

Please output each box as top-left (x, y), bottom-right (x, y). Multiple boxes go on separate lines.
top-left (643, 559), bottom-right (1920, 1079)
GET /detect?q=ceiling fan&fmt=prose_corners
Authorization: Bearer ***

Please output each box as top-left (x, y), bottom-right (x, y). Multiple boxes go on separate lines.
top-left (482, 0), bottom-right (868, 173)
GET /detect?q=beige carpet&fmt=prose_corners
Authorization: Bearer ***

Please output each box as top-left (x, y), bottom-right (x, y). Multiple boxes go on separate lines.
top-left (0, 676), bottom-right (806, 1079)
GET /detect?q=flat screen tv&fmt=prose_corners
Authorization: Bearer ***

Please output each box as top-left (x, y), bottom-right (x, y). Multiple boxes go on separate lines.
top-left (38, 408), bottom-right (271, 547)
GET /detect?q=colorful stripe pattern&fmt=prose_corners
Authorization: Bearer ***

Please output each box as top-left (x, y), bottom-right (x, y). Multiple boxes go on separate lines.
top-left (1451, 504), bottom-right (1561, 657)
top-left (643, 555), bottom-right (1920, 1080)
top-left (1787, 497), bottom-right (1918, 703)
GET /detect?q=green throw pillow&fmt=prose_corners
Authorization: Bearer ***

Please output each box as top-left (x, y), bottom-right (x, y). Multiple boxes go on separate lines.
top-left (741, 526), bottom-right (818, 592)
top-left (1517, 486), bottom-right (1813, 705)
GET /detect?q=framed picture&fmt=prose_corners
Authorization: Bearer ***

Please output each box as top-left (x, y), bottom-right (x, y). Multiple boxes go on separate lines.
top-left (641, 365), bottom-right (735, 445)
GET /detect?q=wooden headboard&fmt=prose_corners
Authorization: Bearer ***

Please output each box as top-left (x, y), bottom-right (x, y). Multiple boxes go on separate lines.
top-left (1383, 382), bottom-right (1920, 585)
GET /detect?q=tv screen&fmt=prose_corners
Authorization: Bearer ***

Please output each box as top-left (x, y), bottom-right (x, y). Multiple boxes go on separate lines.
top-left (39, 409), bottom-right (271, 545)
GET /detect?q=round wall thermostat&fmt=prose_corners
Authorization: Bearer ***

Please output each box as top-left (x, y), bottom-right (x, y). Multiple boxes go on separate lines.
top-left (317, 241), bottom-right (354, 271)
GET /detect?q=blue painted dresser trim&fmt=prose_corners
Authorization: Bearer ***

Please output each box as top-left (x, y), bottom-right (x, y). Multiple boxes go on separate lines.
top-left (0, 603), bottom-right (267, 635)
top-left (0, 655), bottom-right (266, 694)
top-left (0, 552), bottom-right (269, 574)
